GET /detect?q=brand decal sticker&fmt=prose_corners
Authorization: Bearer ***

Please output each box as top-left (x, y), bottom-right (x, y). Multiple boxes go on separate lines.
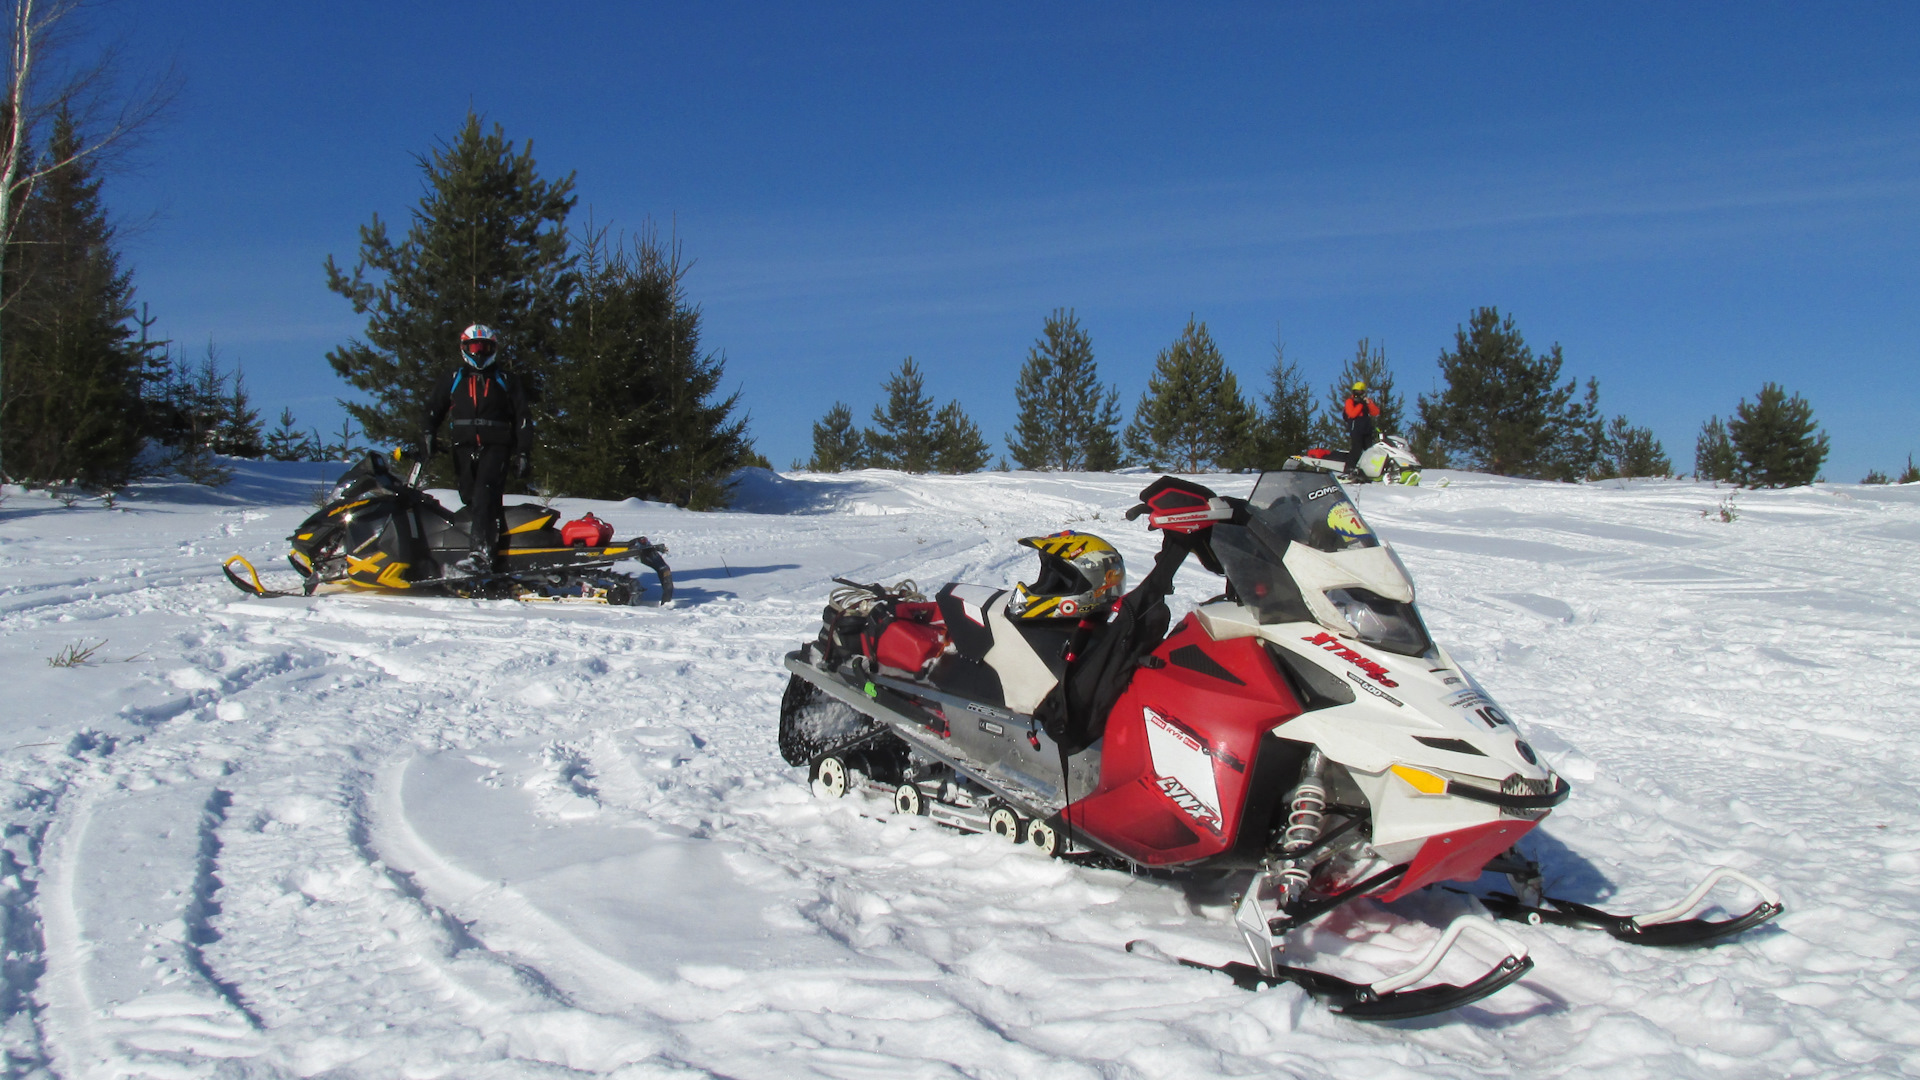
top-left (1345, 670), bottom-right (1403, 707)
top-left (1325, 503), bottom-right (1372, 541)
top-left (1142, 705), bottom-right (1228, 834)
top-left (1444, 689), bottom-right (1491, 710)
top-left (977, 719), bottom-right (1005, 737)
top-left (1307, 485), bottom-right (1340, 500)
top-left (1443, 688), bottom-right (1511, 727)
top-left (1301, 632), bottom-right (1398, 687)
top-left (1156, 775), bottom-right (1221, 832)
top-left (1143, 706), bottom-right (1246, 772)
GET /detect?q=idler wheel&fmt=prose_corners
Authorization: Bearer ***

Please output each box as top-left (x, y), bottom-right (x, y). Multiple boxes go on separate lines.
top-left (1027, 820), bottom-right (1059, 857)
top-left (988, 806), bottom-right (1026, 844)
top-left (812, 755), bottom-right (850, 799)
top-left (894, 784), bottom-right (925, 816)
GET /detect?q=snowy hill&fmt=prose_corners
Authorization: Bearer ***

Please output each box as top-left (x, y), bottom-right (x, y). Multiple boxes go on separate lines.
top-left (1, 462), bottom-right (1917, 1078)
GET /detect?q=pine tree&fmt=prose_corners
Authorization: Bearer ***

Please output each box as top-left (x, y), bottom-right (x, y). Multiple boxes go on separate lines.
top-left (324, 418), bottom-right (360, 462)
top-left (264, 408), bottom-right (313, 462)
top-left (1726, 382), bottom-right (1828, 488)
top-left (1415, 308), bottom-right (1594, 478)
top-left (932, 400), bottom-right (991, 473)
top-left (866, 357), bottom-right (937, 471)
top-left (1899, 455), bottom-right (1920, 484)
top-left (1246, 338), bottom-right (1317, 469)
top-left (541, 227), bottom-right (749, 508)
top-left (213, 365), bottom-right (263, 457)
top-left (805, 402), bottom-right (865, 471)
top-left (1863, 468), bottom-right (1891, 485)
top-left (324, 112), bottom-right (576, 469)
top-left (1006, 308), bottom-right (1120, 471)
top-left (1084, 393), bottom-right (1123, 471)
top-left (1594, 415), bottom-right (1672, 479)
top-left (1695, 417), bottom-right (1736, 482)
top-left (1548, 378), bottom-right (1606, 481)
top-left (0, 111), bottom-right (144, 486)
top-left (1123, 317), bottom-right (1252, 472)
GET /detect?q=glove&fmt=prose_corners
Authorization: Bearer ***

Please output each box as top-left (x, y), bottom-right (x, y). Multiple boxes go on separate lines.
top-left (515, 453), bottom-right (531, 478)
top-left (423, 430), bottom-right (439, 457)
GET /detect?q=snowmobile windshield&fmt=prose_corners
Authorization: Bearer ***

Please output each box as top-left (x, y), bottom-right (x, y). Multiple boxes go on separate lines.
top-left (1211, 472), bottom-right (1432, 656)
top-left (329, 453), bottom-right (400, 503)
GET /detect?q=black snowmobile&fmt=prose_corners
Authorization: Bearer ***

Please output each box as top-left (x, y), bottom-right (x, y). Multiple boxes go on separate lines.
top-left (223, 450), bottom-right (671, 605)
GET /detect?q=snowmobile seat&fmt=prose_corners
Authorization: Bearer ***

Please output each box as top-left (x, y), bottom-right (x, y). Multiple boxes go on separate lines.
top-left (1012, 622), bottom-right (1074, 680)
top-left (497, 505), bottom-right (562, 549)
top-left (930, 654), bottom-right (1006, 709)
top-left (936, 584), bottom-right (1005, 664)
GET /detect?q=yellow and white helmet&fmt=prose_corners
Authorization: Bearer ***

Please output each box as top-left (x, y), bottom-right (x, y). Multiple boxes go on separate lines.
top-left (1011, 531), bottom-right (1124, 620)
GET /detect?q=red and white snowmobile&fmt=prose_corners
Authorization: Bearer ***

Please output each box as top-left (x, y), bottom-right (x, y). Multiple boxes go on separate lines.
top-left (777, 472), bottom-right (1780, 1020)
top-left (1289, 434), bottom-right (1422, 485)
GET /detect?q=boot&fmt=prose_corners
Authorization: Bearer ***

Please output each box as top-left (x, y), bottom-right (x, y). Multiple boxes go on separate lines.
top-left (453, 543), bottom-right (495, 577)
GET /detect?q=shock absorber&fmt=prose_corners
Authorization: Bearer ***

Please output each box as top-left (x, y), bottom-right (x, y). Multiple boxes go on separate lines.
top-left (1277, 750), bottom-right (1327, 907)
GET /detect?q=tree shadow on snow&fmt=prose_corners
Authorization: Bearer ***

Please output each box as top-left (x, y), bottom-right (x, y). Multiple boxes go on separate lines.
top-left (671, 563), bottom-right (801, 583)
top-left (661, 585), bottom-right (737, 606)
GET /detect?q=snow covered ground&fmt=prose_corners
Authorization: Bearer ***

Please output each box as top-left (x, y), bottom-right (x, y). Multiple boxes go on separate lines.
top-left (1, 460), bottom-right (1916, 1079)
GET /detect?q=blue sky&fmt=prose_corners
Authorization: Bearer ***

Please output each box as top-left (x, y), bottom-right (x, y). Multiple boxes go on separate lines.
top-left (103, 2), bottom-right (1918, 480)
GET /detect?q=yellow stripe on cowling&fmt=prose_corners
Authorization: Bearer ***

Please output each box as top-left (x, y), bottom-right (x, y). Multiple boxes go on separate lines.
top-left (375, 562), bottom-right (411, 588)
top-left (505, 514), bottom-right (557, 535)
top-left (328, 499), bottom-right (370, 517)
top-left (1390, 764), bottom-right (1448, 795)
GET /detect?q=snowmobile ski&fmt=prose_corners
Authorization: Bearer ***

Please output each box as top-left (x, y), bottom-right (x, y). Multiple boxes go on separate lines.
top-left (222, 555), bottom-right (305, 598)
top-left (1474, 865), bottom-right (1783, 947)
top-left (1128, 924), bottom-right (1534, 1021)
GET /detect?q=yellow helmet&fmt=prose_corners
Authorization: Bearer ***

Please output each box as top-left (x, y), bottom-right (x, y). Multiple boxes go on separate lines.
top-left (1350, 380), bottom-right (1368, 393)
top-left (1011, 531), bottom-right (1124, 620)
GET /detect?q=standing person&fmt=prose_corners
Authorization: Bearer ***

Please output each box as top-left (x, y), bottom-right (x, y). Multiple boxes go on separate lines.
top-left (1341, 380), bottom-right (1381, 481)
top-left (424, 324), bottom-right (533, 574)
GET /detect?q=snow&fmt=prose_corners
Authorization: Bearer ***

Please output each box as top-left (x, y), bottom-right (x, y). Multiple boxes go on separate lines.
top-left (2, 459), bottom-right (1918, 1078)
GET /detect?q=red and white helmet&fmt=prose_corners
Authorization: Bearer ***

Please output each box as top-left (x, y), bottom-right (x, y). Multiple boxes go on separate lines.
top-left (459, 324), bottom-right (499, 369)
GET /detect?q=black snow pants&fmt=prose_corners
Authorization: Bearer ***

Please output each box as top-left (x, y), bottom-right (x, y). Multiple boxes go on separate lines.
top-left (453, 444), bottom-right (512, 563)
top-left (1345, 414), bottom-right (1377, 472)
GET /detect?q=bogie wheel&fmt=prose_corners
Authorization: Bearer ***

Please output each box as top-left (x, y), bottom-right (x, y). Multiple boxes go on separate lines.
top-left (1027, 820), bottom-right (1059, 857)
top-left (987, 806), bottom-right (1026, 844)
top-left (894, 784), bottom-right (925, 816)
top-left (811, 755), bottom-right (850, 799)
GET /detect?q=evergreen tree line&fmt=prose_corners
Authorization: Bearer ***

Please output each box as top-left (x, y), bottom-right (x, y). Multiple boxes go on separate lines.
top-left (326, 113), bottom-right (755, 510)
top-left (803, 305), bottom-right (1707, 482)
top-left (0, 108), bottom-right (294, 490)
top-left (0, 109), bottom-right (168, 488)
top-left (804, 304), bottom-right (1852, 488)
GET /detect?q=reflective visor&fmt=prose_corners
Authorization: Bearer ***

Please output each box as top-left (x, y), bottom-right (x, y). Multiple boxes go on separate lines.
top-left (462, 339), bottom-right (496, 357)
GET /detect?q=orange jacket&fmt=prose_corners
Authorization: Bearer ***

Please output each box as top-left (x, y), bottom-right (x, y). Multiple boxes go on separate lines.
top-left (1343, 395), bottom-right (1380, 420)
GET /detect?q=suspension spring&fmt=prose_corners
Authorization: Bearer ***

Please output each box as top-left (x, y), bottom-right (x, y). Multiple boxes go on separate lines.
top-left (1277, 751), bottom-right (1327, 904)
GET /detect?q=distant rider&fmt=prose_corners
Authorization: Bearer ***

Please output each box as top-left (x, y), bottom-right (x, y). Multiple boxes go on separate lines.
top-left (1341, 380), bottom-right (1381, 481)
top-left (424, 324), bottom-right (532, 574)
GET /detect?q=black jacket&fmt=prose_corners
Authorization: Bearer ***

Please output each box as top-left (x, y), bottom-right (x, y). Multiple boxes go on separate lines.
top-left (427, 364), bottom-right (532, 455)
